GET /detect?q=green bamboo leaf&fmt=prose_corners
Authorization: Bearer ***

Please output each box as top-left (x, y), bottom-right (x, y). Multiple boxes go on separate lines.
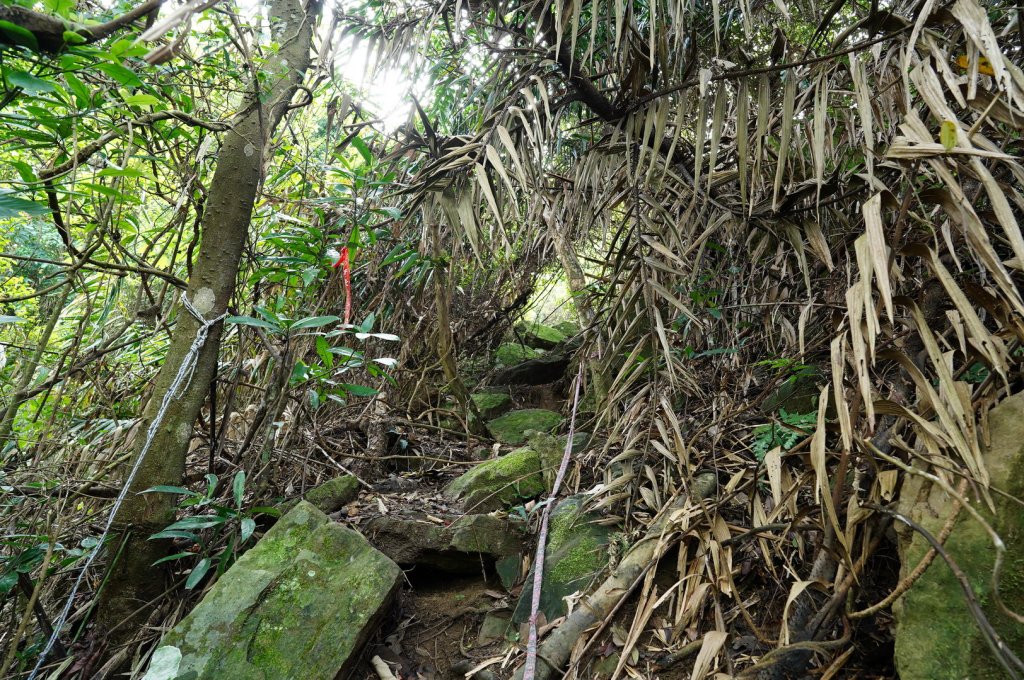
top-left (185, 558), bottom-right (211, 590)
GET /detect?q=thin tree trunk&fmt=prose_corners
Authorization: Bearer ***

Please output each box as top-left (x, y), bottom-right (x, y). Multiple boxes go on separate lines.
top-left (97, 0), bottom-right (321, 642)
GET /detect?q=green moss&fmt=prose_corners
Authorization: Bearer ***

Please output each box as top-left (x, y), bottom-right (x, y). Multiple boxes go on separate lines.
top-left (471, 392), bottom-right (513, 420)
top-left (517, 321), bottom-right (567, 349)
top-left (553, 321), bottom-right (579, 337)
top-left (444, 446), bottom-right (545, 511)
top-left (495, 343), bottom-right (541, 366)
top-left (486, 408), bottom-right (563, 445)
top-left (512, 495), bottom-right (616, 625)
top-left (152, 502), bottom-right (400, 680)
top-left (895, 392), bottom-right (1024, 680)
top-left (303, 475), bottom-right (359, 513)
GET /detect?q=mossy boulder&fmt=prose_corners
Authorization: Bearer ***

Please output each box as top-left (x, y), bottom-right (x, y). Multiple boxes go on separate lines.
top-left (486, 408), bottom-right (563, 445)
top-left (495, 343), bottom-right (541, 366)
top-left (515, 321), bottom-right (567, 350)
top-left (512, 495), bottom-right (618, 624)
top-left (553, 321), bottom-right (580, 337)
top-left (444, 446), bottom-right (546, 512)
top-left (277, 475), bottom-right (359, 515)
top-left (303, 475), bottom-right (359, 513)
top-left (145, 501), bottom-right (400, 680)
top-left (365, 513), bottom-right (525, 571)
top-left (893, 391), bottom-right (1024, 680)
top-left (471, 391), bottom-right (513, 420)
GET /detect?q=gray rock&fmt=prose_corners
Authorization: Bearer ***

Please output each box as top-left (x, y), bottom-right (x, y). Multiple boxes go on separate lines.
top-left (145, 501), bottom-right (400, 680)
top-left (365, 513), bottom-right (525, 571)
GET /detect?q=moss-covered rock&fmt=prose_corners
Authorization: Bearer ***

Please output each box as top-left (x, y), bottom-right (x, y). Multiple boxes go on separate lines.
top-left (515, 321), bottom-right (567, 350)
top-left (471, 391), bottom-right (513, 420)
top-left (495, 343), bottom-right (541, 366)
top-left (893, 392), bottom-right (1024, 680)
top-left (444, 446), bottom-right (546, 512)
top-left (486, 408), bottom-right (563, 445)
top-left (303, 475), bottom-right (359, 513)
top-left (553, 321), bottom-right (580, 337)
top-left (145, 501), bottom-right (400, 680)
top-left (512, 495), bottom-right (618, 624)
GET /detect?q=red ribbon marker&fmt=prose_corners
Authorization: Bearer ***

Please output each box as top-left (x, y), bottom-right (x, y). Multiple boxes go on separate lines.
top-left (332, 246), bottom-right (352, 325)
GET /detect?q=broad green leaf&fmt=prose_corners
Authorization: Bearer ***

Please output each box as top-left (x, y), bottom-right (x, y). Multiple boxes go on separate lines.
top-left (0, 21), bottom-right (39, 51)
top-left (240, 518), bottom-right (256, 543)
top-left (341, 383), bottom-right (378, 397)
top-left (0, 571), bottom-right (18, 595)
top-left (62, 30), bottom-right (87, 45)
top-left (163, 516), bottom-right (228, 530)
top-left (95, 62), bottom-right (142, 87)
top-left (151, 551), bottom-right (197, 566)
top-left (290, 315), bottom-right (340, 330)
top-left (143, 485), bottom-right (201, 497)
top-left (123, 93), bottom-right (160, 107)
top-left (0, 192), bottom-right (47, 218)
top-left (44, 0), bottom-right (75, 17)
top-left (6, 70), bottom-right (56, 94)
top-left (147, 529), bottom-right (199, 542)
top-left (226, 315), bottom-right (280, 331)
top-left (351, 136), bottom-right (373, 165)
top-left (185, 558), bottom-right (211, 589)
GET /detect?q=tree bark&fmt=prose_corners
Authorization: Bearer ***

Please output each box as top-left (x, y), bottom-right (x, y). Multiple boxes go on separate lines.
top-left (96, 0), bottom-right (321, 643)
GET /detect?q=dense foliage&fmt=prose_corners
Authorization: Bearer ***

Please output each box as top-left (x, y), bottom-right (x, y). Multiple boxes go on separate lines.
top-left (1, 0), bottom-right (1023, 677)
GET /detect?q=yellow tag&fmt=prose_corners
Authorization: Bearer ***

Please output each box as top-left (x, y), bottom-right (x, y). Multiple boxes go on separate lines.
top-left (956, 55), bottom-right (996, 76)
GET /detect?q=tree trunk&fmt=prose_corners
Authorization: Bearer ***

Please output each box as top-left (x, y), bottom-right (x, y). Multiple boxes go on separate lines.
top-left (97, 0), bottom-right (321, 643)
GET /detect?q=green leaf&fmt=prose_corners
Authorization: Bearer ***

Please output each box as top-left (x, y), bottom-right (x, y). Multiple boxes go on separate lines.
top-left (143, 485), bottom-right (201, 497)
top-left (62, 30), bottom-right (87, 45)
top-left (63, 72), bottom-right (90, 105)
top-left (351, 136), bottom-right (373, 165)
top-left (240, 518), bottom-right (256, 543)
top-left (6, 70), bottom-right (56, 94)
top-left (151, 551), bottom-right (197, 566)
top-left (290, 315), bottom-right (340, 330)
top-left (163, 515), bottom-right (228, 530)
top-left (315, 336), bottom-right (333, 369)
top-left (0, 20), bottom-right (39, 51)
top-left (226, 315), bottom-right (280, 332)
top-left (185, 558), bottom-right (211, 590)
top-left (8, 160), bottom-right (37, 183)
top-left (341, 383), bottom-right (378, 397)
top-left (44, 0), bottom-right (75, 17)
top-left (0, 191), bottom-right (47, 218)
top-left (0, 571), bottom-right (17, 595)
top-left (940, 120), bottom-right (957, 151)
top-left (95, 62), bottom-right (142, 87)
top-left (123, 93), bottom-right (160, 107)
top-left (147, 529), bottom-right (199, 542)
top-left (0, 315), bottom-right (26, 325)
top-left (232, 471), bottom-right (245, 509)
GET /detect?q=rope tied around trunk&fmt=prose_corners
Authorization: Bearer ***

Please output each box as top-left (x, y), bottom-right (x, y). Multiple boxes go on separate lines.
top-left (28, 293), bottom-right (225, 680)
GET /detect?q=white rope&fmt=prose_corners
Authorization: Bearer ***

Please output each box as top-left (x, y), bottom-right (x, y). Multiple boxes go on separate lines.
top-left (29, 294), bottom-right (225, 680)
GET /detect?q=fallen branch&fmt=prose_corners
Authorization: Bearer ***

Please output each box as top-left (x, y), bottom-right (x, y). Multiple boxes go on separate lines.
top-left (512, 471), bottom-right (719, 680)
